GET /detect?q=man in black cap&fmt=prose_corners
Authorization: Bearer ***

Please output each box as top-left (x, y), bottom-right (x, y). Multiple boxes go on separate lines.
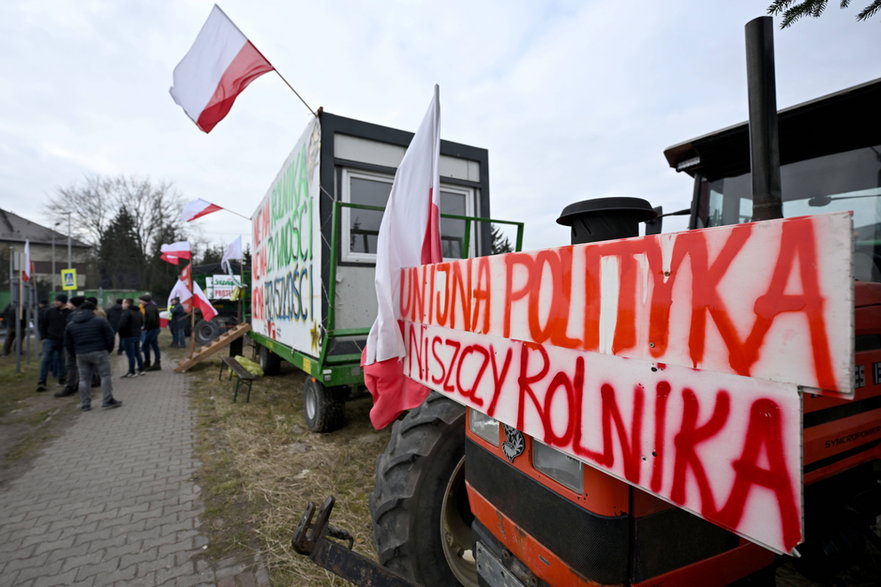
top-left (37, 294), bottom-right (70, 392)
top-left (56, 296), bottom-right (85, 397)
top-left (64, 301), bottom-right (121, 411)
top-left (139, 294), bottom-right (161, 371)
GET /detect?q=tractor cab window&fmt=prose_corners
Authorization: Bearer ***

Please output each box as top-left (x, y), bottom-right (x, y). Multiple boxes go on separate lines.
top-left (699, 145), bottom-right (881, 281)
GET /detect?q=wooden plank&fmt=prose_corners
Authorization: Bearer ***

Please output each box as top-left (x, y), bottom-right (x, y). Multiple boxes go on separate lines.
top-left (175, 323), bottom-right (251, 373)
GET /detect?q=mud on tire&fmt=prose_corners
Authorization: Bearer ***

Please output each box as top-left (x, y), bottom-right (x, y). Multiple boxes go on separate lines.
top-left (369, 393), bottom-right (476, 586)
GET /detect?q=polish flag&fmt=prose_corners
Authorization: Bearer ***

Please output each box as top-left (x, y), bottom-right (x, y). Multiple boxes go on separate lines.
top-left (160, 241), bottom-right (192, 265)
top-left (170, 5), bottom-right (274, 133)
top-left (362, 85), bottom-right (442, 429)
top-left (180, 199), bottom-right (223, 223)
top-left (167, 279), bottom-right (193, 306)
top-left (193, 281), bottom-right (218, 321)
top-left (22, 240), bottom-right (31, 281)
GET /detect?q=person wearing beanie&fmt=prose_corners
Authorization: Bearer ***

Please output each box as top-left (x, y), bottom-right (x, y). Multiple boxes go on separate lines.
top-left (64, 301), bottom-right (121, 411)
top-left (56, 295), bottom-right (86, 398)
top-left (36, 294), bottom-right (70, 392)
top-left (139, 295), bottom-right (162, 371)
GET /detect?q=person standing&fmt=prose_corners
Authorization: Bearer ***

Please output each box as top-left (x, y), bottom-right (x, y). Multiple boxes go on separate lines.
top-left (56, 296), bottom-right (85, 398)
top-left (106, 299), bottom-right (124, 355)
top-left (64, 301), bottom-right (121, 411)
top-left (37, 294), bottom-right (70, 392)
top-left (168, 297), bottom-right (187, 348)
top-left (140, 295), bottom-right (161, 371)
top-left (118, 298), bottom-right (145, 377)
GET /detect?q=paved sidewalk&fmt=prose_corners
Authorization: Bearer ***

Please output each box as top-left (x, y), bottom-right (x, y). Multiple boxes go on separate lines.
top-left (0, 353), bottom-right (268, 586)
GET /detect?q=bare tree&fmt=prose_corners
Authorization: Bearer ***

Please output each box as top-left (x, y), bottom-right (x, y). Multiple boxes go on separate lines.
top-left (44, 175), bottom-right (187, 260)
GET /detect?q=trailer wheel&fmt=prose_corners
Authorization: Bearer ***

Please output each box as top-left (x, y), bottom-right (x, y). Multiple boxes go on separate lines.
top-left (370, 393), bottom-right (475, 587)
top-left (193, 319), bottom-right (220, 345)
top-left (258, 345), bottom-right (281, 376)
top-left (302, 376), bottom-right (346, 433)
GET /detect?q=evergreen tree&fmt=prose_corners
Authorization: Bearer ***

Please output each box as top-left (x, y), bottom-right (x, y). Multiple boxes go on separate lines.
top-left (98, 209), bottom-right (145, 289)
top-left (768, 0), bottom-right (881, 26)
top-left (490, 224), bottom-right (514, 255)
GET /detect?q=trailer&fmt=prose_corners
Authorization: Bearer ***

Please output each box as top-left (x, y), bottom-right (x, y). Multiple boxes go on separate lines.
top-left (248, 112), bottom-right (523, 432)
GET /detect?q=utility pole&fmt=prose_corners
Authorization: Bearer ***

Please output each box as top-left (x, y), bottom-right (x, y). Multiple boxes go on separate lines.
top-left (67, 212), bottom-right (72, 269)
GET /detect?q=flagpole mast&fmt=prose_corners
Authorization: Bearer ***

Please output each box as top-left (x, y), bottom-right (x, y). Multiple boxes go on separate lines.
top-left (188, 260), bottom-right (196, 357)
top-left (211, 4), bottom-right (317, 118)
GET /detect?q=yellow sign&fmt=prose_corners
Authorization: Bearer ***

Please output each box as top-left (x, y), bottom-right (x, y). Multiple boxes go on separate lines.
top-left (61, 269), bottom-right (77, 291)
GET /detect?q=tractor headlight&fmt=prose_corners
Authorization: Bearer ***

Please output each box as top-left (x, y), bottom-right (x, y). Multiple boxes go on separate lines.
top-left (469, 409), bottom-right (500, 446)
top-left (532, 440), bottom-right (584, 493)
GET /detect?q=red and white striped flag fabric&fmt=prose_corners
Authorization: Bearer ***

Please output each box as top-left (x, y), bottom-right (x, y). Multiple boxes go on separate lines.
top-left (22, 240), bottom-right (31, 282)
top-left (160, 241), bottom-right (192, 265)
top-left (193, 281), bottom-right (218, 321)
top-left (361, 85), bottom-right (442, 429)
top-left (169, 4), bottom-right (274, 133)
top-left (180, 199), bottom-right (223, 223)
top-left (166, 279), bottom-right (193, 306)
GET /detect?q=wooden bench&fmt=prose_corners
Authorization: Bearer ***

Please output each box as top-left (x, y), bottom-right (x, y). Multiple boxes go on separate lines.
top-left (219, 356), bottom-right (257, 402)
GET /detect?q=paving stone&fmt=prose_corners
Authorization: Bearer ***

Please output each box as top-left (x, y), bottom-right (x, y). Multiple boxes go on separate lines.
top-left (0, 352), bottom-right (269, 585)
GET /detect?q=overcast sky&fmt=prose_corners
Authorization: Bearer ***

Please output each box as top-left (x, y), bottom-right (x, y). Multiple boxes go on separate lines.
top-left (1, 1), bottom-right (878, 253)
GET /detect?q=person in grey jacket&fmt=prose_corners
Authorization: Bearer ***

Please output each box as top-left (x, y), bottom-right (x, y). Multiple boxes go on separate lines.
top-left (64, 301), bottom-right (122, 412)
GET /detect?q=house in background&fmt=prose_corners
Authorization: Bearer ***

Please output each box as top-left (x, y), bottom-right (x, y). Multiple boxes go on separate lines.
top-left (0, 208), bottom-right (92, 305)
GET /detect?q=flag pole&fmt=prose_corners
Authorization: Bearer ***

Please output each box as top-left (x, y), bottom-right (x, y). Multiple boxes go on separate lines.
top-left (16, 251), bottom-right (23, 372)
top-left (188, 260), bottom-right (196, 358)
top-left (212, 3), bottom-right (316, 118)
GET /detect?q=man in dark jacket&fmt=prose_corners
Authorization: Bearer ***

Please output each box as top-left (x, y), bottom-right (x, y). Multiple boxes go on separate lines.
top-left (64, 301), bottom-right (121, 411)
top-left (37, 294), bottom-right (70, 391)
top-left (118, 298), bottom-right (145, 377)
top-left (139, 295), bottom-right (161, 371)
top-left (106, 299), bottom-right (124, 355)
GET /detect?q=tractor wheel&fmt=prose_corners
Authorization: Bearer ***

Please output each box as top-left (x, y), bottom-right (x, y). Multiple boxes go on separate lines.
top-left (193, 319), bottom-right (220, 345)
top-left (370, 393), bottom-right (476, 586)
top-left (258, 345), bottom-right (281, 376)
top-left (302, 376), bottom-right (346, 433)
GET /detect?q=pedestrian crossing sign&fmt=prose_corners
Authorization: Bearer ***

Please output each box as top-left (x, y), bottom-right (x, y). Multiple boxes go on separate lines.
top-left (61, 269), bottom-right (77, 291)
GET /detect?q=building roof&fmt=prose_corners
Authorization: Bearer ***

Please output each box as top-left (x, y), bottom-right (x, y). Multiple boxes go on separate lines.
top-left (0, 208), bottom-right (90, 248)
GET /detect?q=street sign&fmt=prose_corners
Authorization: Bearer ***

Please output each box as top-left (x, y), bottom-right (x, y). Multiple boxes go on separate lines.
top-left (61, 269), bottom-right (77, 291)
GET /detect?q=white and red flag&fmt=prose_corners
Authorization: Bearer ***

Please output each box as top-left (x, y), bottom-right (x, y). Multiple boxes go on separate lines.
top-left (169, 4), bottom-right (274, 133)
top-left (193, 281), bottom-right (218, 321)
top-left (22, 240), bottom-right (31, 282)
top-left (166, 279), bottom-right (193, 307)
top-left (220, 235), bottom-right (243, 274)
top-left (160, 241), bottom-right (192, 265)
top-left (361, 85), bottom-right (442, 429)
top-left (180, 199), bottom-right (223, 223)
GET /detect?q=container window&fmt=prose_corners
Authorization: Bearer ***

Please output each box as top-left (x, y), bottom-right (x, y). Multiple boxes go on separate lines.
top-left (340, 169), bottom-right (476, 263)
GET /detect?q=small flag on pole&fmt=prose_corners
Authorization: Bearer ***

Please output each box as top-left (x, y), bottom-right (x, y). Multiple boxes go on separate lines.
top-left (170, 4), bottom-right (274, 133)
top-left (361, 85), bottom-right (442, 429)
top-left (180, 199), bottom-right (223, 223)
top-left (22, 240), bottom-right (32, 282)
top-left (160, 241), bottom-right (192, 265)
top-left (221, 236), bottom-right (243, 274)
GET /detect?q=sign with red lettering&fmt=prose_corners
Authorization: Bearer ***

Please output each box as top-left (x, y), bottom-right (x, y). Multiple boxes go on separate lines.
top-left (398, 212), bottom-right (854, 555)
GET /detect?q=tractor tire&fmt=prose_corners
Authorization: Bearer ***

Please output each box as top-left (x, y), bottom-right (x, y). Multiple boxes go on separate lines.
top-left (302, 376), bottom-right (346, 433)
top-left (258, 345), bottom-right (281, 376)
top-left (370, 393), bottom-right (476, 587)
top-left (193, 319), bottom-right (220, 345)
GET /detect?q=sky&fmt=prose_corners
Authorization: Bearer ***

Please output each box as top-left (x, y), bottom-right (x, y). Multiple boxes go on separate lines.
top-left (0, 1), bottom-right (878, 254)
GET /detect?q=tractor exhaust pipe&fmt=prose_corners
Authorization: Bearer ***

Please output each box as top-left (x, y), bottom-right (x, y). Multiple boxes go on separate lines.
top-left (745, 16), bottom-right (783, 221)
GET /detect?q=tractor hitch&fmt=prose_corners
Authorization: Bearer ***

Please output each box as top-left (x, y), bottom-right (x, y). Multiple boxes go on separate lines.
top-left (292, 495), bottom-right (416, 586)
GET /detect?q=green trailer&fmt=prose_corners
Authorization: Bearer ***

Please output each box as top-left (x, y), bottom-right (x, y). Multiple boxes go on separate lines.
top-left (248, 112), bottom-right (522, 432)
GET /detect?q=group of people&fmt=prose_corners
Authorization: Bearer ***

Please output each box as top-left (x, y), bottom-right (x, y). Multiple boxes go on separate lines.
top-left (33, 293), bottom-right (174, 412)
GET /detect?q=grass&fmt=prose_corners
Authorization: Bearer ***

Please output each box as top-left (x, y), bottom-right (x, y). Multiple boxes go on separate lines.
top-left (180, 342), bottom-right (392, 585)
top-left (0, 345), bottom-right (77, 471)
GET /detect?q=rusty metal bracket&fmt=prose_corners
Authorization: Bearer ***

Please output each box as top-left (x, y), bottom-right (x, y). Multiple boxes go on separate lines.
top-left (292, 495), bottom-right (416, 586)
